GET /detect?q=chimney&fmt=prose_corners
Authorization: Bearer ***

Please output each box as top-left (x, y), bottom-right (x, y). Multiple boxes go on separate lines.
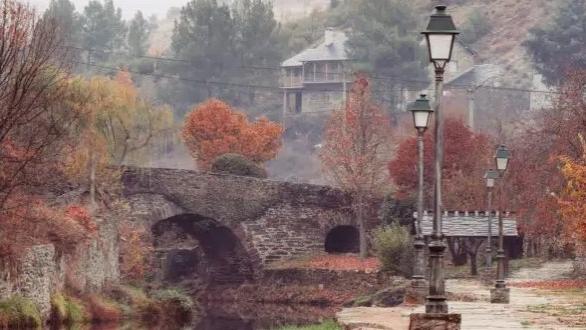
top-left (325, 27), bottom-right (335, 46)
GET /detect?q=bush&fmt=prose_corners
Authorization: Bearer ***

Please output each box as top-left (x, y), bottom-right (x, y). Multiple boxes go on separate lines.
top-left (50, 293), bottom-right (67, 325)
top-left (0, 296), bottom-right (42, 329)
top-left (64, 296), bottom-right (90, 325)
top-left (277, 320), bottom-right (341, 330)
top-left (211, 153), bottom-right (268, 178)
top-left (153, 289), bottom-right (195, 324)
top-left (373, 224), bottom-right (414, 276)
top-left (86, 295), bottom-right (122, 323)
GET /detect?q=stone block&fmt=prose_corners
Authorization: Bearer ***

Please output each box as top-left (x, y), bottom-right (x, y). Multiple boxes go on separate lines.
top-left (490, 287), bottom-right (510, 303)
top-left (409, 313), bottom-right (461, 330)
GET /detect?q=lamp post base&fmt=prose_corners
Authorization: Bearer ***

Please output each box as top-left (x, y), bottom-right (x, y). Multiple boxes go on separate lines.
top-left (409, 313), bottom-right (461, 330)
top-left (407, 279), bottom-right (428, 304)
top-left (490, 287), bottom-right (510, 304)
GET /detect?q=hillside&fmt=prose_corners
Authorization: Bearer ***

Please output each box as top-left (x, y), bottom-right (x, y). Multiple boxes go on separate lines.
top-left (447, 0), bottom-right (559, 86)
top-left (148, 0), bottom-right (558, 86)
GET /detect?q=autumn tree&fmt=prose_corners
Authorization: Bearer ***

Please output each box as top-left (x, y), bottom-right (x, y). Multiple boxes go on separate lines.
top-left (0, 0), bottom-right (75, 212)
top-left (182, 98), bottom-right (283, 170)
top-left (64, 72), bottom-right (174, 208)
top-left (389, 118), bottom-right (492, 210)
top-left (506, 70), bottom-right (586, 257)
top-left (320, 77), bottom-right (392, 258)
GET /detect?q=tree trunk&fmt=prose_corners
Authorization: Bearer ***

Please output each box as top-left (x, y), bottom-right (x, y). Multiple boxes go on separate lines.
top-left (89, 149), bottom-right (97, 212)
top-left (469, 254), bottom-right (478, 275)
top-left (447, 238), bottom-right (467, 266)
top-left (357, 193), bottom-right (367, 259)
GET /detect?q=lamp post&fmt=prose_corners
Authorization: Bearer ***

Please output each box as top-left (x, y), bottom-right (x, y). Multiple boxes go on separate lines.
top-left (421, 5), bottom-right (459, 315)
top-left (484, 169), bottom-right (499, 269)
top-left (409, 94), bottom-right (433, 290)
top-left (490, 145), bottom-right (511, 304)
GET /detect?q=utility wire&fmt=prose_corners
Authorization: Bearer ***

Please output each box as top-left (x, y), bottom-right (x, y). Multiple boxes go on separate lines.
top-left (66, 45), bottom-right (560, 95)
top-left (74, 60), bottom-right (427, 95)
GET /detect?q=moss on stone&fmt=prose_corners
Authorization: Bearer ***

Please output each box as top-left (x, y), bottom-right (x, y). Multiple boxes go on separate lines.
top-left (0, 295), bottom-right (42, 329)
top-left (211, 153), bottom-right (268, 178)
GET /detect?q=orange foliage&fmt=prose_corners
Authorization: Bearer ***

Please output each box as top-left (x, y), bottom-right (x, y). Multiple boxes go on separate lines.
top-left (182, 98), bottom-right (283, 170)
top-left (0, 198), bottom-right (97, 275)
top-left (306, 255), bottom-right (380, 272)
top-left (119, 224), bottom-right (151, 281)
top-left (510, 279), bottom-right (586, 290)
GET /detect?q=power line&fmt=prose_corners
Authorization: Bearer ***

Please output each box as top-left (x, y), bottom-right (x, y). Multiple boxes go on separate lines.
top-left (66, 45), bottom-right (560, 95)
top-left (73, 60), bottom-right (426, 95)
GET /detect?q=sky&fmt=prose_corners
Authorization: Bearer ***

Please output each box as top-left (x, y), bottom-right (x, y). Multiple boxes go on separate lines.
top-left (27, 0), bottom-right (190, 19)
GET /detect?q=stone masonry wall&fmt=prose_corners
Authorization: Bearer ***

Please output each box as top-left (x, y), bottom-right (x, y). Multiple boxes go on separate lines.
top-left (0, 211), bottom-right (119, 319)
top-left (241, 203), bottom-right (354, 264)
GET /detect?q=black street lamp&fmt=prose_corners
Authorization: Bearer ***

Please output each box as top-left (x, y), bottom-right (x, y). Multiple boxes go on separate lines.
top-left (491, 145), bottom-right (511, 303)
top-left (419, 4), bottom-right (459, 318)
top-left (409, 94), bottom-right (433, 292)
top-left (484, 169), bottom-right (499, 269)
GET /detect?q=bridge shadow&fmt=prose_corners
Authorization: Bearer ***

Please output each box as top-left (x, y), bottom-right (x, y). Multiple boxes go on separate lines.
top-left (152, 214), bottom-right (254, 287)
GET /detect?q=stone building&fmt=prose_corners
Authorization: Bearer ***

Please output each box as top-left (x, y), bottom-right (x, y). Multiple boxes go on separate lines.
top-left (281, 28), bottom-right (353, 116)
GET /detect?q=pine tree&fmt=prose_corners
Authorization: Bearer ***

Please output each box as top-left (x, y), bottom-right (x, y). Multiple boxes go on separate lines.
top-left (43, 0), bottom-right (82, 45)
top-left (346, 0), bottom-right (428, 109)
top-left (128, 11), bottom-right (150, 57)
top-left (525, 0), bottom-right (586, 85)
top-left (80, 0), bottom-right (127, 61)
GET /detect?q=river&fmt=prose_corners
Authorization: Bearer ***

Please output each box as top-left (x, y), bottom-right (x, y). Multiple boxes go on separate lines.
top-left (50, 303), bottom-right (336, 330)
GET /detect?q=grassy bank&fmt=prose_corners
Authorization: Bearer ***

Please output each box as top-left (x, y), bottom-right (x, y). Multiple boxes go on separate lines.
top-left (277, 320), bottom-right (341, 330)
top-left (0, 286), bottom-right (196, 329)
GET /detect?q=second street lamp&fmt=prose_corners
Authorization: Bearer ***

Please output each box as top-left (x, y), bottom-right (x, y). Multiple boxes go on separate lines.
top-left (422, 5), bottom-right (459, 314)
top-left (484, 169), bottom-right (499, 269)
top-left (409, 94), bottom-right (433, 294)
top-left (491, 145), bottom-right (511, 304)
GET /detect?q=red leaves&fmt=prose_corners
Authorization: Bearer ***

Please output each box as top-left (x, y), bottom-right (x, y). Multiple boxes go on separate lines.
top-left (65, 205), bottom-right (97, 234)
top-left (307, 255), bottom-right (380, 271)
top-left (276, 255), bottom-right (381, 272)
top-left (182, 98), bottom-right (283, 170)
top-left (320, 76), bottom-right (392, 193)
top-left (510, 280), bottom-right (586, 290)
top-left (388, 118), bottom-right (491, 209)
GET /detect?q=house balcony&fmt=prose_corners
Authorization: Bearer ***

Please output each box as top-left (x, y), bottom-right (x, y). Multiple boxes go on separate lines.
top-left (280, 75), bottom-right (303, 89)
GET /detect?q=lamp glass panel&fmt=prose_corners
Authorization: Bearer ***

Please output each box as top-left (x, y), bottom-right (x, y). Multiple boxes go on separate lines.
top-left (413, 111), bottom-right (431, 129)
top-left (427, 34), bottom-right (454, 60)
top-left (496, 158), bottom-right (509, 171)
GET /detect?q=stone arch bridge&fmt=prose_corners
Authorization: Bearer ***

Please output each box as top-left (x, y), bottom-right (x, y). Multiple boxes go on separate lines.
top-left (120, 167), bottom-right (384, 285)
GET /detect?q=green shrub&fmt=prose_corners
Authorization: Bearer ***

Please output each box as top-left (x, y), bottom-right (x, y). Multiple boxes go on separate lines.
top-left (277, 320), bottom-right (341, 330)
top-left (50, 293), bottom-right (67, 325)
top-left (0, 296), bottom-right (42, 329)
top-left (64, 296), bottom-right (89, 325)
top-left (211, 153), bottom-right (268, 178)
top-left (373, 224), bottom-right (414, 276)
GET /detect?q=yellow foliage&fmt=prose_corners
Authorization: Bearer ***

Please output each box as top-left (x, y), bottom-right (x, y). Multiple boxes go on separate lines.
top-left (559, 134), bottom-right (586, 242)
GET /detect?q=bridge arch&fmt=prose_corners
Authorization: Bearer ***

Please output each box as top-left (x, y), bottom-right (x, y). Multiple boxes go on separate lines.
top-left (152, 214), bottom-right (254, 285)
top-left (324, 225), bottom-right (360, 254)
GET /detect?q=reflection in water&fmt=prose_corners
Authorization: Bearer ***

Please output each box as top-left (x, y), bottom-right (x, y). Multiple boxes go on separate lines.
top-left (49, 303), bottom-right (333, 330)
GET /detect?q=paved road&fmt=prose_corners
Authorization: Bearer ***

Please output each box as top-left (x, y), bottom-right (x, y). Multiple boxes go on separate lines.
top-left (337, 260), bottom-right (583, 330)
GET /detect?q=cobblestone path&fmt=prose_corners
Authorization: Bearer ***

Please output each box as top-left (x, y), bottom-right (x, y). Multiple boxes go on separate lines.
top-left (337, 260), bottom-right (583, 330)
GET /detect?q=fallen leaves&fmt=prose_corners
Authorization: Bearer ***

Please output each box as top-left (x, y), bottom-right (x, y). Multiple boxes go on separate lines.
top-left (510, 279), bottom-right (586, 289)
